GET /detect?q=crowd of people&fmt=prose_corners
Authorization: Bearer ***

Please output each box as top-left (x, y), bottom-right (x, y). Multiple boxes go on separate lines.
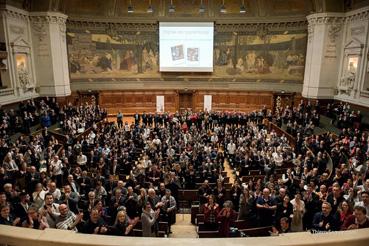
top-left (0, 97), bottom-right (368, 239)
top-left (0, 98), bottom-right (59, 138)
top-left (276, 100), bottom-right (321, 137)
top-left (326, 102), bottom-right (362, 130)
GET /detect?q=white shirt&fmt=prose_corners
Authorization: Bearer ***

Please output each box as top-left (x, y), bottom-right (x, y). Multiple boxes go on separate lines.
top-left (76, 154), bottom-right (87, 166)
top-left (227, 143), bottom-right (236, 155)
top-left (51, 160), bottom-right (63, 176)
top-left (48, 188), bottom-right (62, 201)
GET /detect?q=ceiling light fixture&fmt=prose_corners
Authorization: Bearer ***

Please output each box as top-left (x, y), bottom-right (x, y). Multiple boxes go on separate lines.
top-left (220, 0), bottom-right (226, 13)
top-left (147, 0), bottom-right (153, 13)
top-left (199, 0), bottom-right (205, 13)
top-left (169, 0), bottom-right (175, 13)
top-left (128, 0), bottom-right (134, 13)
top-left (240, 0), bottom-right (246, 13)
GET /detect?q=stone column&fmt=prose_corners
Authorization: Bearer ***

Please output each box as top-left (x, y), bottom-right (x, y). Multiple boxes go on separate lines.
top-left (30, 12), bottom-right (70, 97)
top-left (302, 13), bottom-right (344, 99)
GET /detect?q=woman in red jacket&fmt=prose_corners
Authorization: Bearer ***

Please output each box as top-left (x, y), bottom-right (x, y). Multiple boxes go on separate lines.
top-left (202, 195), bottom-right (220, 231)
top-left (217, 200), bottom-right (235, 237)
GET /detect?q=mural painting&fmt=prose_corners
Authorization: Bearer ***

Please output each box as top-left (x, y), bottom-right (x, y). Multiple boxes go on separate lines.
top-left (67, 27), bottom-right (306, 82)
top-left (214, 30), bottom-right (307, 81)
top-left (67, 30), bottom-right (159, 79)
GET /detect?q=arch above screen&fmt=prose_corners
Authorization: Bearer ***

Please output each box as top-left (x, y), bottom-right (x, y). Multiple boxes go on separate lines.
top-left (159, 22), bottom-right (214, 72)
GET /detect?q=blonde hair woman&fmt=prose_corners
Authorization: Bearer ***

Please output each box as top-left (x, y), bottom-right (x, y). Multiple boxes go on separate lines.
top-left (110, 210), bottom-right (134, 236)
top-left (290, 193), bottom-right (305, 232)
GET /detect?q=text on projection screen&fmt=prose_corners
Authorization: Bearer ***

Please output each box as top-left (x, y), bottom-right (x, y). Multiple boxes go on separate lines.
top-left (159, 22), bottom-right (214, 72)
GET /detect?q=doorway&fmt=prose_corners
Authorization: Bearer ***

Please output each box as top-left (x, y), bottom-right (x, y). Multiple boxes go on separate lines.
top-left (179, 91), bottom-right (193, 112)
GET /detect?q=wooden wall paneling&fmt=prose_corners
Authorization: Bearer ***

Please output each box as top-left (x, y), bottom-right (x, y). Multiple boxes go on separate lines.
top-left (99, 90), bottom-right (274, 115)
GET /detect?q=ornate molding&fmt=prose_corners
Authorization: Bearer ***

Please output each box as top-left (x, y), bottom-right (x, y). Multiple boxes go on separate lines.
top-left (307, 22), bottom-right (314, 43)
top-left (9, 25), bottom-right (25, 35)
top-left (67, 21), bottom-right (158, 32)
top-left (30, 20), bottom-right (47, 42)
top-left (307, 15), bottom-right (345, 26)
top-left (213, 21), bottom-right (307, 32)
top-left (29, 14), bottom-right (67, 26)
top-left (0, 88), bottom-right (14, 97)
top-left (0, 6), bottom-right (29, 21)
top-left (328, 23), bottom-right (342, 43)
top-left (307, 14), bottom-right (344, 43)
top-left (345, 7), bottom-right (369, 23)
top-left (30, 13), bottom-right (67, 43)
top-left (67, 18), bottom-right (307, 33)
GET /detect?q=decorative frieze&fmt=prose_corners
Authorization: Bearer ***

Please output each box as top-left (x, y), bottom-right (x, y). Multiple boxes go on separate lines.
top-left (351, 26), bottom-right (365, 36)
top-left (9, 25), bottom-right (25, 35)
top-left (328, 23), bottom-right (342, 43)
top-left (30, 21), bottom-right (47, 42)
top-left (345, 7), bottom-right (369, 23)
top-left (0, 6), bottom-right (29, 21)
top-left (67, 18), bottom-right (307, 33)
top-left (29, 14), bottom-right (67, 32)
top-left (68, 21), bottom-right (158, 32)
top-left (307, 22), bottom-right (314, 43)
top-left (216, 21), bottom-right (307, 32)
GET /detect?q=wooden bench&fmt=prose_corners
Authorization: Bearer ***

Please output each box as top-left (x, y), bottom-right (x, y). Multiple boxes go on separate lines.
top-left (196, 214), bottom-right (205, 225)
top-left (231, 220), bottom-right (252, 230)
top-left (178, 190), bottom-right (199, 208)
top-left (191, 205), bottom-right (200, 224)
top-left (198, 230), bottom-right (219, 238)
top-left (238, 226), bottom-right (272, 237)
top-left (132, 221), bottom-right (168, 237)
top-left (241, 175), bottom-right (265, 183)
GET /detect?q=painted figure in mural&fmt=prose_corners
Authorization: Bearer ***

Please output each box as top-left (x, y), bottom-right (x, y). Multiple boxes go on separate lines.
top-left (142, 48), bottom-right (150, 71)
top-left (255, 56), bottom-right (270, 74)
top-left (214, 48), bottom-right (221, 65)
top-left (141, 48), bottom-right (158, 72)
top-left (286, 53), bottom-right (305, 75)
top-left (69, 54), bottom-right (81, 73)
top-left (245, 51), bottom-right (256, 72)
top-left (236, 58), bottom-right (244, 72)
top-left (148, 49), bottom-right (158, 70)
top-left (218, 49), bottom-right (229, 66)
top-left (97, 53), bottom-right (112, 71)
top-left (120, 50), bottom-right (137, 72)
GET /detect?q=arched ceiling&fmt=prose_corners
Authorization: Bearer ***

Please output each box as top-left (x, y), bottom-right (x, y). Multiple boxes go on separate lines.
top-left (2, 0), bottom-right (368, 20)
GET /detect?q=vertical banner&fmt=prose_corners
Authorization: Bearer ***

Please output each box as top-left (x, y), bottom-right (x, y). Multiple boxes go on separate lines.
top-left (156, 96), bottom-right (165, 113)
top-left (204, 95), bottom-right (212, 112)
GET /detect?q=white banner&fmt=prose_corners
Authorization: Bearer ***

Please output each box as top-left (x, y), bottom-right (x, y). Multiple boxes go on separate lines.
top-left (204, 95), bottom-right (212, 112)
top-left (156, 96), bottom-right (165, 113)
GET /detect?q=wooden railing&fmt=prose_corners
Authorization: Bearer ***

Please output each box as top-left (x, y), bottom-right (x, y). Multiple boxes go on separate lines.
top-left (1, 225), bottom-right (369, 245)
top-left (264, 119), bottom-right (296, 149)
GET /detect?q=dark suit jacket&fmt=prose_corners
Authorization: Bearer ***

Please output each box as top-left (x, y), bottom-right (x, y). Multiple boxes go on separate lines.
top-left (59, 192), bottom-right (79, 214)
top-left (13, 202), bottom-right (29, 222)
top-left (77, 176), bottom-right (92, 196)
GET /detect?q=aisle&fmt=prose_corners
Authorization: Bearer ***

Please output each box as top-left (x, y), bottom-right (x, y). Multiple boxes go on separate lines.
top-left (223, 159), bottom-right (235, 184)
top-left (170, 214), bottom-right (198, 238)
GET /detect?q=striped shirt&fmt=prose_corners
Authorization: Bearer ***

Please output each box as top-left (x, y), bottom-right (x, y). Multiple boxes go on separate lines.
top-left (56, 212), bottom-right (78, 232)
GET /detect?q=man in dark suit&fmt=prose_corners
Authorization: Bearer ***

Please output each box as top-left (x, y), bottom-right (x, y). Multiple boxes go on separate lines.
top-left (109, 188), bottom-right (125, 219)
top-left (77, 171), bottom-right (91, 198)
top-left (13, 192), bottom-right (30, 223)
top-left (303, 184), bottom-right (320, 230)
top-left (142, 111), bottom-right (147, 126)
top-left (326, 185), bottom-right (344, 215)
top-left (59, 184), bottom-right (79, 214)
top-left (198, 180), bottom-right (213, 205)
top-left (25, 166), bottom-right (40, 194)
top-left (312, 202), bottom-right (340, 231)
top-left (134, 112), bottom-right (140, 126)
